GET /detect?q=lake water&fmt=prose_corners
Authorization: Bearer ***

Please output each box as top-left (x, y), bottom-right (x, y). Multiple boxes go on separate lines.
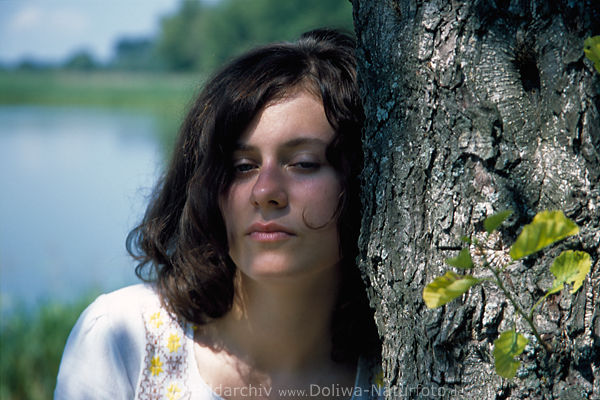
top-left (0, 105), bottom-right (166, 312)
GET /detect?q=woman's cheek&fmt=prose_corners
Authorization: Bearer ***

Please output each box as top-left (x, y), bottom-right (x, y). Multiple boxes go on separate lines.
top-left (299, 177), bottom-right (341, 227)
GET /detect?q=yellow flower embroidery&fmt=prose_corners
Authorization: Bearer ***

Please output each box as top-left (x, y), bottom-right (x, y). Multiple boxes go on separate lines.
top-left (166, 383), bottom-right (182, 400)
top-left (374, 369), bottom-right (384, 388)
top-left (149, 312), bottom-right (163, 329)
top-left (167, 333), bottom-right (181, 353)
top-left (150, 356), bottom-right (163, 376)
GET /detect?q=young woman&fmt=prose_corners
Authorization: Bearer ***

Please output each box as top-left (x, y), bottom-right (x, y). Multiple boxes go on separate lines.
top-left (55, 28), bottom-right (382, 399)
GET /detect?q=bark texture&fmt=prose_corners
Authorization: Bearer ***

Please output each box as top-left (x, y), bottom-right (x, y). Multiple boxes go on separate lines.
top-left (353, 0), bottom-right (599, 398)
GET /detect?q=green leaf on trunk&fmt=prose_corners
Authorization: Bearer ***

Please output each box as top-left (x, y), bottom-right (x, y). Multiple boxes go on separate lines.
top-left (484, 209), bottom-right (513, 234)
top-left (547, 250), bottom-right (591, 295)
top-left (493, 330), bottom-right (529, 379)
top-left (584, 36), bottom-right (600, 73)
top-left (509, 210), bottom-right (579, 260)
top-left (422, 271), bottom-right (481, 308)
top-left (445, 248), bottom-right (473, 269)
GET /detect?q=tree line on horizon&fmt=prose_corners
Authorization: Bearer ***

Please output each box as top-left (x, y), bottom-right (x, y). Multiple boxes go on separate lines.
top-left (9, 0), bottom-right (353, 74)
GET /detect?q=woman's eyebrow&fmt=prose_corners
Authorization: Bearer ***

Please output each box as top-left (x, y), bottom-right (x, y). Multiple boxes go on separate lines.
top-left (281, 137), bottom-right (328, 149)
top-left (234, 137), bottom-right (328, 152)
top-left (233, 143), bottom-right (254, 152)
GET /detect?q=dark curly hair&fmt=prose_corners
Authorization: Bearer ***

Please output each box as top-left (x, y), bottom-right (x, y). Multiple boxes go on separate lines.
top-left (127, 28), bottom-right (379, 362)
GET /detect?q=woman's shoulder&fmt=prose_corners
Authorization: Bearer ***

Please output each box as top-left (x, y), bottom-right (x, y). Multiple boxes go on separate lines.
top-left (63, 283), bottom-right (160, 337)
top-left (91, 283), bottom-right (161, 311)
top-left (62, 283), bottom-right (171, 359)
top-left (78, 283), bottom-right (168, 328)
top-left (54, 284), bottom-right (170, 399)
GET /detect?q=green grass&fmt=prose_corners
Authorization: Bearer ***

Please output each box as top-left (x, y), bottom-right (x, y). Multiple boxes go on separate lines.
top-left (0, 70), bottom-right (201, 115)
top-left (0, 295), bottom-right (97, 400)
top-left (0, 69), bottom-right (202, 152)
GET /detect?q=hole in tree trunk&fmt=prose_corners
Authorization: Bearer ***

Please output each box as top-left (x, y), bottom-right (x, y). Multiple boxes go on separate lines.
top-left (494, 0), bottom-right (510, 11)
top-left (513, 44), bottom-right (540, 93)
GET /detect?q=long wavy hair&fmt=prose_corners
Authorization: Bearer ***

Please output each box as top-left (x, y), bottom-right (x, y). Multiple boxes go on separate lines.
top-left (127, 28), bottom-right (379, 362)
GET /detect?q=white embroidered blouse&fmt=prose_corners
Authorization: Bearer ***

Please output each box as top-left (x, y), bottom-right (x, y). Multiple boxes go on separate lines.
top-left (55, 284), bottom-right (384, 399)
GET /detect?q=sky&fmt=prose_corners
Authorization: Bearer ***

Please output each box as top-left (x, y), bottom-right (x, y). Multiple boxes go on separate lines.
top-left (0, 0), bottom-right (182, 65)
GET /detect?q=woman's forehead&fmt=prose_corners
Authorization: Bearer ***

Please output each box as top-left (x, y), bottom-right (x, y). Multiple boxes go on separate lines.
top-left (238, 91), bottom-right (333, 147)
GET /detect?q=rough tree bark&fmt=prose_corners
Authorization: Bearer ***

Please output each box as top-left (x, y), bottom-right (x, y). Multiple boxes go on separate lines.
top-left (353, 0), bottom-right (599, 398)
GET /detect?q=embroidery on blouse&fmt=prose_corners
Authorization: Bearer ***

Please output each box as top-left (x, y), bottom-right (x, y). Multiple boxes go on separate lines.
top-left (357, 356), bottom-right (385, 400)
top-left (136, 307), bottom-right (191, 400)
top-left (370, 364), bottom-right (385, 399)
top-left (369, 362), bottom-right (385, 399)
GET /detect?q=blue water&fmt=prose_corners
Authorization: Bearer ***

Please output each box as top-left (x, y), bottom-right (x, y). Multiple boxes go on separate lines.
top-left (0, 106), bottom-right (165, 312)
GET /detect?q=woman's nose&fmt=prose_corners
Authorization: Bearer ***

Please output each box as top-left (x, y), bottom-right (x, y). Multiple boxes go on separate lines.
top-left (250, 165), bottom-right (288, 208)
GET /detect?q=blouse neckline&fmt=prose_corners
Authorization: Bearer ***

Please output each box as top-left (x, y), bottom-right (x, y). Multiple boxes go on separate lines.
top-left (183, 322), bottom-right (361, 400)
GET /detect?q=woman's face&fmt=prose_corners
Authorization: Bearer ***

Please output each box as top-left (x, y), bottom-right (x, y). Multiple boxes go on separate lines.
top-left (219, 91), bottom-right (342, 281)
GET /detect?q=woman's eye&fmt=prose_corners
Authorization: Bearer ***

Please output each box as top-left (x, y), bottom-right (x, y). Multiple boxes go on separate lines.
top-left (291, 161), bottom-right (320, 170)
top-left (234, 163), bottom-right (256, 173)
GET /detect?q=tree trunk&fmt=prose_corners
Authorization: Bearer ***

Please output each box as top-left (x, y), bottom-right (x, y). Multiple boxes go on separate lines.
top-left (353, 0), bottom-right (600, 398)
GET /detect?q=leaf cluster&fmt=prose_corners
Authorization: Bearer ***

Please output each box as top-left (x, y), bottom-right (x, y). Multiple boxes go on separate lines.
top-left (584, 36), bottom-right (600, 74)
top-left (422, 210), bottom-right (592, 379)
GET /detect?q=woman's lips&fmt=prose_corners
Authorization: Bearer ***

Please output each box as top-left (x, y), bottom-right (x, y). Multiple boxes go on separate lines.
top-left (246, 222), bottom-right (295, 242)
top-left (249, 231), bottom-right (293, 241)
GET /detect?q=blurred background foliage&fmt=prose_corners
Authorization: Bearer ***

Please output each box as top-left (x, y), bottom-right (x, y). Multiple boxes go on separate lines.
top-left (2, 0), bottom-right (353, 74)
top-left (154, 0), bottom-right (353, 72)
top-left (0, 0), bottom-right (353, 399)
